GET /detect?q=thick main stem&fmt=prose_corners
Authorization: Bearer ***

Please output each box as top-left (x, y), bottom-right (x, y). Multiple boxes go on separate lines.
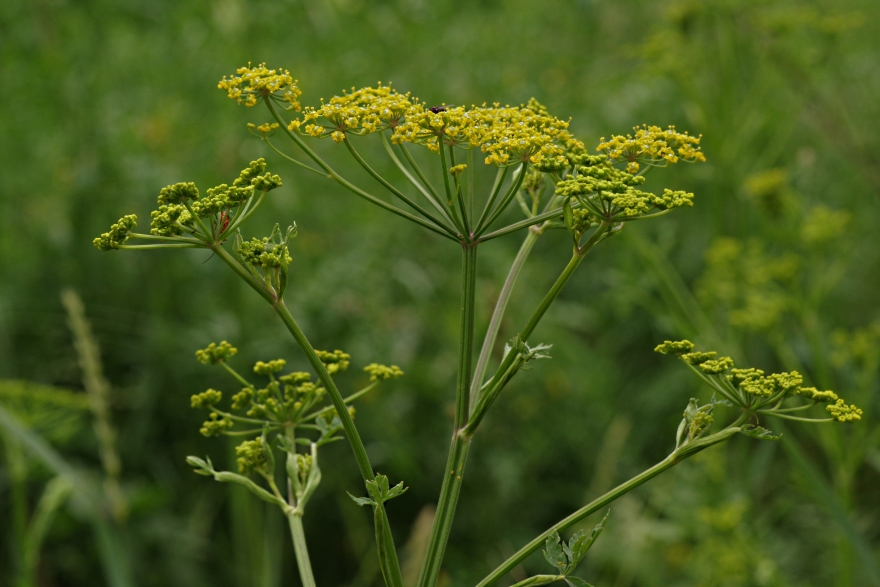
top-left (288, 514), bottom-right (317, 587)
top-left (417, 243), bottom-right (478, 587)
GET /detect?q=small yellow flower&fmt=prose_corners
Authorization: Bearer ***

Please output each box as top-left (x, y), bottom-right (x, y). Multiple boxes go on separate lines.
top-left (448, 164), bottom-right (467, 177)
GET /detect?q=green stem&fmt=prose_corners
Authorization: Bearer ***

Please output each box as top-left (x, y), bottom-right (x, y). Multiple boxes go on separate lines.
top-left (475, 419), bottom-right (748, 587)
top-left (416, 243), bottom-right (478, 587)
top-left (219, 362), bottom-right (253, 389)
top-left (475, 164), bottom-right (528, 236)
top-left (211, 242), bottom-right (405, 586)
top-left (476, 167), bottom-right (509, 232)
top-left (266, 101), bottom-right (457, 241)
top-left (476, 225), bottom-right (610, 426)
top-left (381, 133), bottom-right (454, 225)
top-left (398, 142), bottom-right (444, 206)
top-left (344, 137), bottom-right (456, 235)
top-left (470, 227), bottom-right (543, 408)
top-left (264, 138), bottom-right (327, 177)
top-left (288, 513), bottom-right (317, 587)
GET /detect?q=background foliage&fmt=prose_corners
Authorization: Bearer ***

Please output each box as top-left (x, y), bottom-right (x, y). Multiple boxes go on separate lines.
top-left (1, 0), bottom-right (878, 585)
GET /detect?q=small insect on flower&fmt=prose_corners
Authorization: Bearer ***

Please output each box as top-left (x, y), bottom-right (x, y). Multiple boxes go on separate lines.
top-left (218, 211), bottom-right (231, 235)
top-left (428, 105), bottom-right (453, 113)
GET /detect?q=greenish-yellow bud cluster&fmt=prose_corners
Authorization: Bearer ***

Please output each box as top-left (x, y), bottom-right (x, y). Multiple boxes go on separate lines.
top-left (93, 215), bottom-right (137, 251)
top-left (654, 340), bottom-right (696, 354)
top-left (200, 412), bottom-right (233, 436)
top-left (826, 399), bottom-right (863, 423)
top-left (150, 204), bottom-right (193, 236)
top-left (279, 372), bottom-right (312, 385)
top-left (698, 357), bottom-right (735, 374)
top-left (316, 349), bottom-right (351, 375)
top-left (657, 340), bottom-right (863, 424)
top-left (196, 341), bottom-right (238, 365)
top-left (157, 182), bottom-right (199, 205)
top-left (364, 363), bottom-right (404, 382)
top-left (191, 388), bottom-right (222, 408)
top-left (235, 437), bottom-right (269, 475)
top-left (254, 359), bottom-right (286, 375)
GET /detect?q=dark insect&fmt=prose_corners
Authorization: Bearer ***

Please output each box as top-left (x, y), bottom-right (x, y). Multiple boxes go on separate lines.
top-left (428, 105), bottom-right (452, 113)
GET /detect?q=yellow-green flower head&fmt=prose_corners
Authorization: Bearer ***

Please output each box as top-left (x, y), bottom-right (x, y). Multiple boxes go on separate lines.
top-left (316, 349), bottom-right (350, 375)
top-left (681, 351), bottom-right (717, 365)
top-left (392, 100), bottom-right (575, 167)
top-left (231, 387), bottom-right (254, 410)
top-left (279, 372), bottom-right (312, 385)
top-left (654, 340), bottom-right (696, 354)
top-left (364, 363), bottom-right (404, 382)
top-left (248, 122), bottom-right (281, 138)
top-left (297, 83), bottom-right (416, 141)
top-left (826, 399), bottom-right (863, 423)
top-left (191, 388), bottom-right (223, 408)
top-left (798, 387), bottom-right (838, 403)
top-left (689, 409), bottom-right (714, 438)
top-left (555, 156), bottom-right (693, 221)
top-left (254, 359), bottom-right (286, 375)
top-left (150, 204), bottom-right (193, 236)
top-left (448, 164), bottom-right (467, 177)
top-left (219, 63), bottom-right (302, 109)
top-left (158, 182), bottom-right (199, 205)
top-left (93, 214), bottom-right (137, 251)
top-left (698, 357), bottom-right (734, 374)
top-left (235, 437), bottom-right (269, 474)
top-left (196, 341), bottom-right (238, 364)
top-left (597, 125), bottom-right (705, 172)
top-left (200, 412), bottom-right (233, 436)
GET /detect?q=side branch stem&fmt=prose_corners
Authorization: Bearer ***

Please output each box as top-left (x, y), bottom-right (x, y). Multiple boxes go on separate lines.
top-left (474, 417), bottom-right (750, 587)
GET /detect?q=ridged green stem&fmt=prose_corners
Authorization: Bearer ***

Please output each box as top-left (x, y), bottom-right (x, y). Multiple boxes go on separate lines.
top-left (288, 513), bottom-right (317, 587)
top-left (416, 243), bottom-right (478, 587)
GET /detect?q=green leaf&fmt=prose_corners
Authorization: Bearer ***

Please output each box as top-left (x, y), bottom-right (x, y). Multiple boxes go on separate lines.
top-left (740, 425), bottom-right (781, 441)
top-left (543, 531), bottom-right (567, 571)
top-left (565, 577), bottom-right (593, 587)
top-left (347, 492), bottom-right (375, 507)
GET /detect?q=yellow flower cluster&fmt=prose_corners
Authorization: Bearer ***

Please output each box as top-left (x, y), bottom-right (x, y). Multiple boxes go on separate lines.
top-left (597, 125), bottom-right (705, 173)
top-left (218, 63), bottom-right (302, 109)
top-left (657, 340), bottom-right (863, 423)
top-left (555, 157), bottom-right (694, 220)
top-left (392, 100), bottom-right (575, 166)
top-left (298, 83), bottom-right (415, 142)
top-left (290, 80), bottom-right (576, 166)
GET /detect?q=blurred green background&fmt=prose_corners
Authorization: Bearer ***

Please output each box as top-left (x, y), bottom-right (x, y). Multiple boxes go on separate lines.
top-left (1, 0), bottom-right (879, 585)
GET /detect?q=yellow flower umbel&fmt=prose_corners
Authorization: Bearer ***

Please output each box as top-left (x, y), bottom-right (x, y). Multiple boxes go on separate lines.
top-left (597, 125), bottom-right (705, 173)
top-left (296, 83), bottom-right (416, 141)
top-left (392, 99), bottom-right (576, 167)
top-left (218, 63), bottom-right (302, 109)
top-left (655, 340), bottom-right (863, 424)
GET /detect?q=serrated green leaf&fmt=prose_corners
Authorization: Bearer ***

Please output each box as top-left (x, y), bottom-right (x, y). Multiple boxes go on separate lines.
top-left (347, 492), bottom-right (375, 507)
top-left (740, 425), bottom-right (781, 441)
top-left (565, 576), bottom-right (593, 587)
top-left (543, 531), bottom-right (567, 570)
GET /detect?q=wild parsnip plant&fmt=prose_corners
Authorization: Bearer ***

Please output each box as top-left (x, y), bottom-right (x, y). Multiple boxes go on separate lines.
top-left (94, 63), bottom-right (862, 587)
